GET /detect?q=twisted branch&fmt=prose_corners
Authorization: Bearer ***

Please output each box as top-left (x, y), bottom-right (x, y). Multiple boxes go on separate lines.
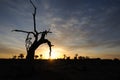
top-left (44, 39), bottom-right (54, 58)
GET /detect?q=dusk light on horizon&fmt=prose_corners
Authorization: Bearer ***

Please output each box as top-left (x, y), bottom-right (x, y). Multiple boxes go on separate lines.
top-left (0, 0), bottom-right (120, 59)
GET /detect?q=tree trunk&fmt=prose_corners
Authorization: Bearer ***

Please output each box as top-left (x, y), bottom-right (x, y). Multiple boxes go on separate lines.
top-left (26, 41), bottom-right (42, 62)
top-left (26, 49), bottom-right (35, 62)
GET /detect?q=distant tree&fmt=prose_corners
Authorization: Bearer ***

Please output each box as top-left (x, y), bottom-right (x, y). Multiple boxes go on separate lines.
top-left (40, 54), bottom-right (43, 59)
top-left (78, 56), bottom-right (85, 60)
top-left (34, 55), bottom-right (39, 59)
top-left (18, 53), bottom-right (24, 59)
top-left (74, 54), bottom-right (78, 60)
top-left (67, 56), bottom-right (70, 60)
top-left (85, 56), bottom-right (90, 59)
top-left (78, 56), bottom-right (82, 60)
top-left (12, 0), bottom-right (53, 62)
top-left (12, 55), bottom-right (17, 59)
top-left (94, 58), bottom-right (101, 60)
top-left (113, 58), bottom-right (119, 61)
top-left (63, 54), bottom-right (66, 59)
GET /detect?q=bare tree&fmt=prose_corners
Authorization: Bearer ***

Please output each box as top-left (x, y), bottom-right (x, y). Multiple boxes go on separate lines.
top-left (18, 53), bottom-right (24, 59)
top-left (12, 0), bottom-right (53, 62)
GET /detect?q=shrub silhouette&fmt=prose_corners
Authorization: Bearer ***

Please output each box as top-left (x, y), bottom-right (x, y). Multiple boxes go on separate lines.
top-left (18, 53), bottom-right (24, 59)
top-left (12, 55), bottom-right (17, 59)
top-left (34, 55), bottom-right (39, 59)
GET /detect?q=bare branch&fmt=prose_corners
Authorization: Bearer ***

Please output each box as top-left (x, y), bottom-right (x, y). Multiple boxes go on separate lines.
top-left (12, 30), bottom-right (29, 33)
top-left (30, 0), bottom-right (37, 33)
top-left (48, 28), bottom-right (51, 33)
top-left (12, 29), bottom-right (35, 35)
top-left (30, 0), bottom-right (36, 9)
top-left (38, 30), bottom-right (52, 34)
top-left (47, 28), bottom-right (52, 33)
top-left (43, 39), bottom-right (54, 58)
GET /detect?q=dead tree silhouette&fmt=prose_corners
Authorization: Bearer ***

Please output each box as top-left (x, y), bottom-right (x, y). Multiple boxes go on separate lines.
top-left (12, 0), bottom-right (53, 62)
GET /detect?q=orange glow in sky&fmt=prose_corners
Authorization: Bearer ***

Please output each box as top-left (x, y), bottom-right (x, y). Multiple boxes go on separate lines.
top-left (35, 44), bottom-right (64, 59)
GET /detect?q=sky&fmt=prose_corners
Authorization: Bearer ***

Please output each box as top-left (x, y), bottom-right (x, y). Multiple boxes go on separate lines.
top-left (0, 0), bottom-right (120, 59)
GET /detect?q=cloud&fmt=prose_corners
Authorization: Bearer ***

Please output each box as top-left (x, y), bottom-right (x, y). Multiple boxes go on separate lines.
top-left (43, 1), bottom-right (120, 50)
top-left (0, 43), bottom-right (25, 54)
top-left (0, 0), bottom-right (120, 58)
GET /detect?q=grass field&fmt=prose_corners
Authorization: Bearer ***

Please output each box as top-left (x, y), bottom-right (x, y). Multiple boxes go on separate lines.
top-left (0, 59), bottom-right (120, 80)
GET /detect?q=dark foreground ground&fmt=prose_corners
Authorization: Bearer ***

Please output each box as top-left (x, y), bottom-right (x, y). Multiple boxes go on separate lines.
top-left (0, 59), bottom-right (120, 80)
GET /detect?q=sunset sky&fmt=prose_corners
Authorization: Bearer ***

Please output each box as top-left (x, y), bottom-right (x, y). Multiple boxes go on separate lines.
top-left (0, 0), bottom-right (120, 59)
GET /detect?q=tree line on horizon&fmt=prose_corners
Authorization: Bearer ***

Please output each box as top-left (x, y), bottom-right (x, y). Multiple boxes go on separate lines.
top-left (12, 53), bottom-right (120, 61)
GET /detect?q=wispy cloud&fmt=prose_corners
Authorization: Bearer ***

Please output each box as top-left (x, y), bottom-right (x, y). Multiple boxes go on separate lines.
top-left (0, 0), bottom-right (120, 59)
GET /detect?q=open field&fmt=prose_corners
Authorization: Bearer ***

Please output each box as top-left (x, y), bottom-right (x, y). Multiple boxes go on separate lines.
top-left (0, 59), bottom-right (120, 80)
